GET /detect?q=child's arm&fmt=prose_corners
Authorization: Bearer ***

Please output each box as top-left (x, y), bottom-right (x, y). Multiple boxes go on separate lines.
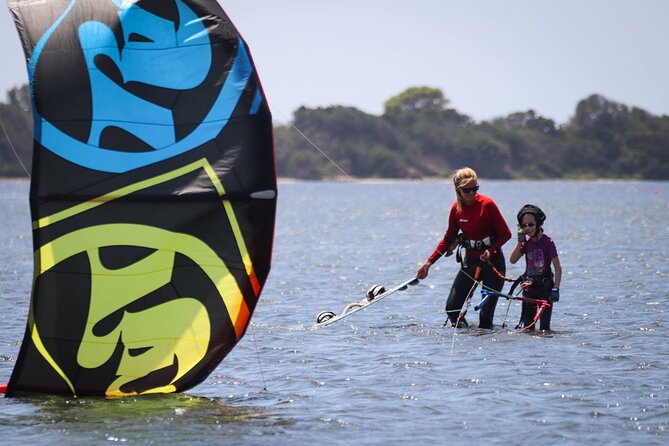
top-left (509, 226), bottom-right (525, 264)
top-left (552, 256), bottom-right (562, 288)
top-left (509, 241), bottom-right (523, 264)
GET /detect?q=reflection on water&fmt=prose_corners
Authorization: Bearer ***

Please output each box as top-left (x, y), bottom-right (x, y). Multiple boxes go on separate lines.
top-left (0, 392), bottom-right (280, 444)
top-left (1, 179), bottom-right (668, 444)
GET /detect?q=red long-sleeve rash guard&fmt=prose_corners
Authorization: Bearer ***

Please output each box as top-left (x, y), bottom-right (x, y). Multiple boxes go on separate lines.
top-left (427, 194), bottom-right (511, 264)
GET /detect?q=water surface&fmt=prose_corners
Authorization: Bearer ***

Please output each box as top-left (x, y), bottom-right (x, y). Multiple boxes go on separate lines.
top-left (0, 179), bottom-right (667, 445)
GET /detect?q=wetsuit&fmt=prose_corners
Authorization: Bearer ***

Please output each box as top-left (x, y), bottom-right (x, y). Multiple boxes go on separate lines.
top-left (427, 194), bottom-right (511, 328)
top-left (518, 234), bottom-right (558, 330)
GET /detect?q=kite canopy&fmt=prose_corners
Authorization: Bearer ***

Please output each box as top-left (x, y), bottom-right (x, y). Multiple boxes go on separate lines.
top-left (6, 0), bottom-right (276, 397)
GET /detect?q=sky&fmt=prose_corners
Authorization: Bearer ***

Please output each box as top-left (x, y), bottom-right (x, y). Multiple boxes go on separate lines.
top-left (1, 0), bottom-right (668, 125)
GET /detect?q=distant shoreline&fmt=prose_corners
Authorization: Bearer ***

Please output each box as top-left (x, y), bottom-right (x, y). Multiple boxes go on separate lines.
top-left (276, 176), bottom-right (665, 183)
top-left (0, 176), bottom-right (665, 183)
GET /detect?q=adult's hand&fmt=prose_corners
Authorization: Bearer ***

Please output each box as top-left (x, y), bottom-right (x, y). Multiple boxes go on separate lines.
top-left (479, 249), bottom-right (491, 261)
top-left (416, 261), bottom-right (431, 279)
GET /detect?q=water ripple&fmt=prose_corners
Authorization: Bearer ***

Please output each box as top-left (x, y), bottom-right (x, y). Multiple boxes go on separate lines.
top-left (1, 180), bottom-right (669, 444)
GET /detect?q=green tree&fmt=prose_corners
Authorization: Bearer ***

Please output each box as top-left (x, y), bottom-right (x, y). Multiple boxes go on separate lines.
top-left (274, 105), bottom-right (422, 179)
top-left (490, 110), bottom-right (563, 178)
top-left (384, 86), bottom-right (448, 115)
top-left (382, 86), bottom-right (473, 176)
top-left (559, 94), bottom-right (669, 178)
top-left (454, 125), bottom-right (512, 178)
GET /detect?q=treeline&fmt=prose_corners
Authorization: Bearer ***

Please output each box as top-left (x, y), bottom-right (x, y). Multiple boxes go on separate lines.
top-left (275, 87), bottom-right (669, 180)
top-left (2, 85), bottom-right (668, 179)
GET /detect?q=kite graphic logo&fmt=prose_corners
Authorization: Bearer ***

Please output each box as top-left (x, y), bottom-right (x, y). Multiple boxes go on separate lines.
top-left (30, 0), bottom-right (253, 173)
top-left (31, 162), bottom-right (254, 396)
top-left (37, 225), bottom-right (216, 396)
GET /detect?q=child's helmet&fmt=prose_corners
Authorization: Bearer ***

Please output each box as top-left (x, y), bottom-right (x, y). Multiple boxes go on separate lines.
top-left (517, 204), bottom-right (546, 226)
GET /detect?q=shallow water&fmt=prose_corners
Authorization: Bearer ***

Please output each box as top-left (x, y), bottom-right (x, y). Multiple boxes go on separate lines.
top-left (0, 179), bottom-right (667, 445)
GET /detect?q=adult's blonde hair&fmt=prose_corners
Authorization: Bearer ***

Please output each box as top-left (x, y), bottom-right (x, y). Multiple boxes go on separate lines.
top-left (452, 167), bottom-right (478, 212)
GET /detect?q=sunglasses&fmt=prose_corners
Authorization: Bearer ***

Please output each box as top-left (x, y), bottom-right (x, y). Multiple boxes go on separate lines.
top-left (460, 186), bottom-right (479, 194)
top-left (521, 223), bottom-right (536, 228)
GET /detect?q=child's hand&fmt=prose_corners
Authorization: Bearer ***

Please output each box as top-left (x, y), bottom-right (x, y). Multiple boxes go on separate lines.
top-left (517, 226), bottom-right (525, 243)
top-left (550, 288), bottom-right (560, 302)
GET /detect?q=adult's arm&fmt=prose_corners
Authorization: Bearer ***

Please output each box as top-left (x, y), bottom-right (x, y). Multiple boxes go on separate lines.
top-left (485, 200), bottom-right (512, 254)
top-left (425, 204), bottom-right (459, 264)
top-left (418, 204), bottom-right (460, 278)
top-left (509, 241), bottom-right (523, 264)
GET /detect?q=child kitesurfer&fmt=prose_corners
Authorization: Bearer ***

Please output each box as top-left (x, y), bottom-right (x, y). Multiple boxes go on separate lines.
top-left (416, 167), bottom-right (511, 328)
top-left (509, 204), bottom-right (562, 331)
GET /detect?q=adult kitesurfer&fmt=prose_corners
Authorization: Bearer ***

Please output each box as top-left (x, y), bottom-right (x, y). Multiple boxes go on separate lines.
top-left (509, 204), bottom-right (562, 331)
top-left (416, 167), bottom-right (511, 328)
